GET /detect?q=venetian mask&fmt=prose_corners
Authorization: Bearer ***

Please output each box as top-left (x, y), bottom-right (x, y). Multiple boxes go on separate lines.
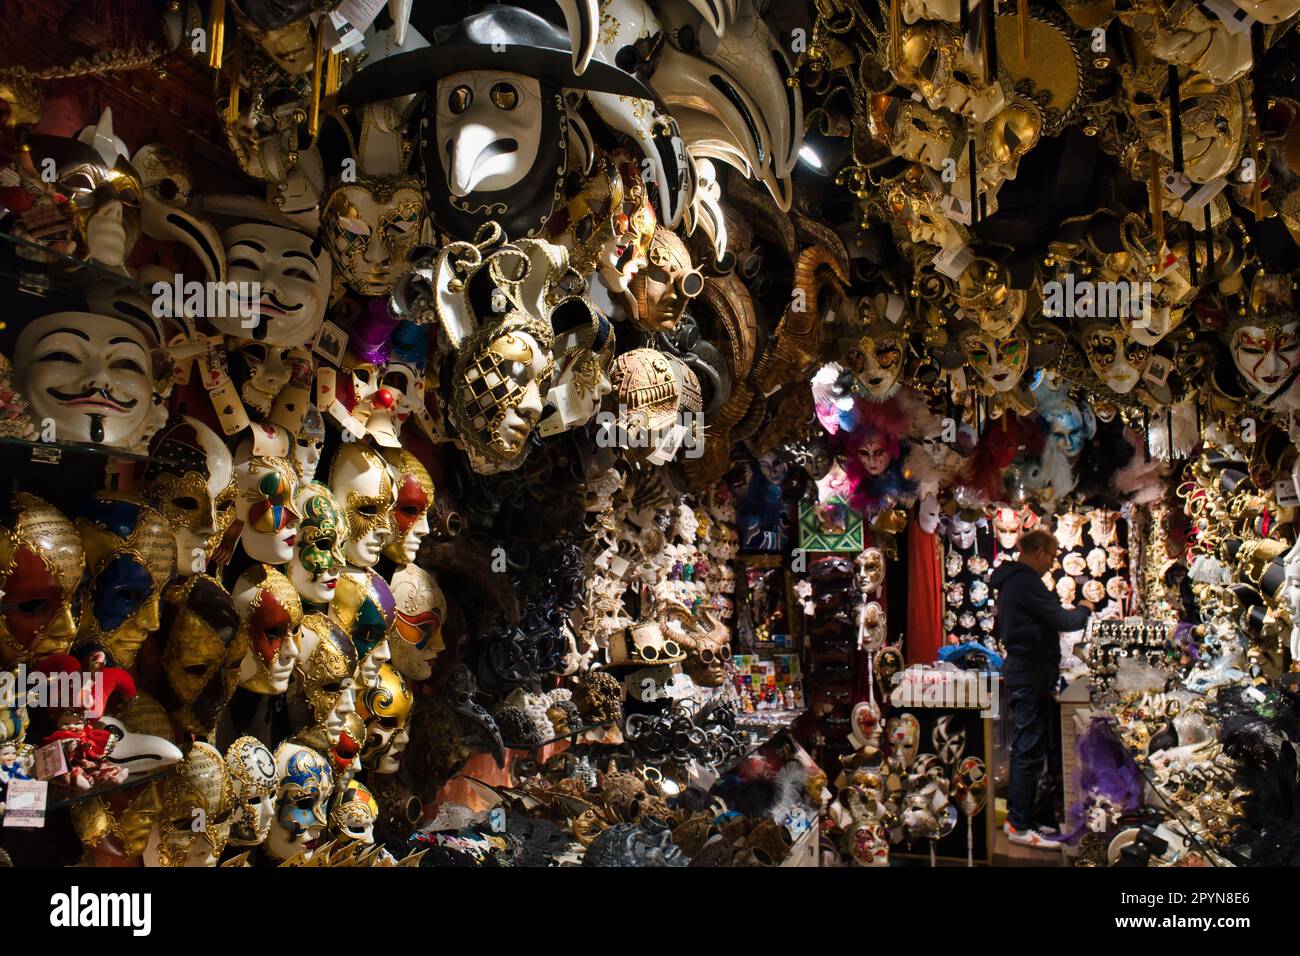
top-left (230, 342), bottom-right (294, 419)
top-left (388, 564), bottom-right (447, 682)
top-left (1229, 318), bottom-right (1300, 401)
top-left (968, 96), bottom-right (1043, 199)
top-left (289, 481), bottom-right (347, 608)
top-left (332, 571), bottom-right (396, 688)
top-left (143, 417), bottom-right (233, 576)
top-left (18, 126), bottom-right (142, 266)
top-left (0, 493), bottom-right (84, 667)
top-left (266, 742), bottom-right (334, 861)
top-left (329, 443), bottom-right (395, 568)
top-left (961, 327), bottom-right (1028, 393)
top-left (293, 613), bottom-right (359, 749)
top-left (233, 564), bottom-right (303, 696)
top-left (292, 406), bottom-right (325, 481)
top-left (858, 434), bottom-right (893, 477)
top-left (893, 21), bottom-right (1005, 122)
top-left (952, 756), bottom-right (988, 817)
top-left (1086, 548), bottom-right (1108, 578)
top-left (74, 492), bottom-right (176, 669)
top-left (233, 443), bottom-right (300, 565)
top-left (14, 312), bottom-right (156, 450)
top-left (868, 95), bottom-right (958, 170)
top-left (628, 228), bottom-right (703, 333)
top-left (322, 177), bottom-right (428, 297)
top-left (380, 449), bottom-right (433, 566)
top-left (422, 69), bottom-right (565, 238)
top-left (883, 165), bottom-right (968, 251)
top-left (1040, 396), bottom-right (1093, 457)
top-left (356, 663), bottom-right (414, 774)
top-left (933, 715), bottom-right (967, 764)
top-left (1081, 323), bottom-right (1148, 394)
top-left (1122, 55), bottom-right (1246, 184)
top-left (218, 223), bottom-right (332, 347)
top-left (954, 260), bottom-right (1026, 339)
top-left (948, 516), bottom-right (977, 550)
top-left (158, 575), bottom-right (246, 736)
top-left (857, 328), bottom-right (905, 399)
top-left (144, 742), bottom-right (234, 867)
top-left (330, 778), bottom-right (379, 845)
top-left (1122, 1), bottom-right (1251, 85)
top-left (993, 508), bottom-right (1023, 549)
top-left (1055, 576), bottom-right (1077, 604)
top-left (382, 321), bottom-right (437, 441)
top-left (886, 713), bottom-right (921, 766)
top-left (231, 1), bottom-right (317, 74)
top-left (918, 494), bottom-right (943, 534)
top-left (542, 297), bottom-right (617, 434)
top-left (226, 735), bottom-right (278, 847)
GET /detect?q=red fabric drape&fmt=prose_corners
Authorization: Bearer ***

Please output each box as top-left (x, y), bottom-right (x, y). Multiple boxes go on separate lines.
top-left (905, 512), bottom-right (943, 665)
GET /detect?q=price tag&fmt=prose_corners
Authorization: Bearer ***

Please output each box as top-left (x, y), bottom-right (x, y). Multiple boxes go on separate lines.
top-left (1182, 177), bottom-right (1228, 211)
top-left (3, 779), bottom-right (47, 828)
top-left (1201, 0), bottom-right (1256, 33)
top-left (33, 742), bottom-right (66, 781)
top-left (931, 244), bottom-right (974, 280)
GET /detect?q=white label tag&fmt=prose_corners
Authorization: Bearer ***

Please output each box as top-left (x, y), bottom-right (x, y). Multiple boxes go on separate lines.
top-left (1144, 354), bottom-right (1173, 386)
top-left (931, 243), bottom-right (974, 280)
top-left (3, 779), bottom-right (47, 828)
top-left (1183, 177), bottom-right (1229, 211)
top-left (1277, 478), bottom-right (1300, 507)
top-left (609, 554), bottom-right (631, 577)
top-left (1162, 170), bottom-right (1193, 200)
top-left (940, 194), bottom-right (973, 226)
top-left (328, 3), bottom-right (380, 51)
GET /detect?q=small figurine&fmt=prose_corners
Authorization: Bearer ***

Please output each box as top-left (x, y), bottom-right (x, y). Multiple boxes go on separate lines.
top-left (0, 739), bottom-right (32, 815)
top-left (32, 653), bottom-right (136, 791)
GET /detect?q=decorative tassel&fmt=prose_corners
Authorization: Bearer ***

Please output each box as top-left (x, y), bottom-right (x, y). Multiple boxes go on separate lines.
top-left (308, 24), bottom-right (326, 137)
top-left (1252, 128), bottom-right (1264, 218)
top-left (891, 0), bottom-right (903, 72)
top-left (1150, 158), bottom-right (1164, 251)
top-left (968, 137), bottom-right (979, 223)
top-left (1168, 66), bottom-right (1184, 172)
top-left (983, 0), bottom-right (997, 84)
top-left (1018, 0), bottom-right (1029, 63)
top-left (325, 50), bottom-right (341, 97)
top-left (208, 0), bottom-right (226, 71)
top-left (226, 70), bottom-right (240, 127)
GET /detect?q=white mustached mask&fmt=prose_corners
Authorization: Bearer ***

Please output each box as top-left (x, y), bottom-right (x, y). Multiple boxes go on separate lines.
top-left (435, 71), bottom-right (542, 197)
top-left (218, 223), bottom-right (331, 347)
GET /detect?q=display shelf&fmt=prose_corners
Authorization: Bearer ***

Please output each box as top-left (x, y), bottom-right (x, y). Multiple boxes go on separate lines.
top-left (0, 229), bottom-right (150, 306)
top-left (1137, 763), bottom-right (1242, 868)
top-left (0, 435), bottom-right (182, 467)
top-left (45, 766), bottom-right (171, 811)
top-left (502, 721), bottom-right (617, 753)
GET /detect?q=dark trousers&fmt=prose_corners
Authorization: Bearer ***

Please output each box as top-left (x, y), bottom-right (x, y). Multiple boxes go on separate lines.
top-left (1007, 682), bottom-right (1062, 830)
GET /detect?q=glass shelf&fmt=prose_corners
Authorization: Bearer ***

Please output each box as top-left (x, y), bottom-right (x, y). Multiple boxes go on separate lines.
top-left (0, 228), bottom-right (151, 305)
top-left (0, 435), bottom-right (183, 468)
top-left (46, 766), bottom-right (171, 811)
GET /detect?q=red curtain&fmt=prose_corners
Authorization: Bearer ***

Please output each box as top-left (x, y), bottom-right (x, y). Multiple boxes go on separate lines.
top-left (906, 511), bottom-right (943, 665)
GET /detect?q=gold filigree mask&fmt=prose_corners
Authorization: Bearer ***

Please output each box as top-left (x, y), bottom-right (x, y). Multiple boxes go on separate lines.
top-left (893, 21), bottom-right (1006, 122)
top-left (0, 492), bottom-right (84, 667)
top-left (297, 613), bottom-right (358, 731)
top-left (323, 177), bottom-right (428, 297)
top-left (150, 742), bottom-right (235, 867)
top-left (159, 575), bottom-right (246, 736)
top-left (961, 328), bottom-right (1029, 393)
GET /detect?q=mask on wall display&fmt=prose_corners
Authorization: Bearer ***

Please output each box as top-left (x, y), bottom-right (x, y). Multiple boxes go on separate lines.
top-left (0, 493), bottom-right (84, 667)
top-left (960, 327), bottom-right (1029, 393)
top-left (869, 95), bottom-right (959, 170)
top-left (886, 712), bottom-right (921, 766)
top-left (17, 123), bottom-right (142, 267)
top-left (143, 741), bottom-right (234, 867)
top-left (332, 571), bottom-right (396, 689)
top-left (233, 565), bottom-right (303, 696)
top-left (294, 614), bottom-right (358, 749)
top-left (330, 778), bottom-right (379, 845)
top-left (388, 565), bottom-right (446, 681)
top-left (233, 441), bottom-right (300, 564)
top-left (292, 407), bottom-right (325, 481)
top-left (218, 223), bottom-right (332, 346)
top-left (1080, 321), bottom-right (1149, 394)
top-left (226, 735), bottom-right (278, 847)
top-left (380, 449), bottom-right (433, 565)
top-left (289, 481), bottom-right (347, 608)
top-left (892, 21), bottom-right (1005, 122)
top-left (606, 348), bottom-right (704, 464)
top-left (1227, 314), bottom-right (1300, 406)
top-left (74, 493), bottom-right (177, 668)
top-left (881, 165), bottom-right (969, 251)
top-left (143, 417), bottom-right (234, 575)
top-left (1122, 1), bottom-right (1252, 84)
top-left (542, 297), bottom-right (617, 434)
top-left (628, 228), bottom-right (703, 333)
top-left (230, 0), bottom-right (319, 74)
top-left (856, 326), bottom-right (905, 399)
top-left (356, 663), bottom-right (413, 773)
top-left (266, 742), bottom-right (334, 861)
top-left (14, 312), bottom-right (158, 450)
top-left (158, 575), bottom-right (246, 736)
top-left (322, 177), bottom-right (428, 298)
top-left (433, 230), bottom-right (561, 473)
top-left (329, 442), bottom-right (395, 568)
top-left (994, 508), bottom-right (1023, 549)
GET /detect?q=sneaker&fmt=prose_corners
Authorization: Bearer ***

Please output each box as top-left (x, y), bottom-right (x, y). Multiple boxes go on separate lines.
top-left (1035, 821), bottom-right (1062, 836)
top-left (1003, 821), bottom-right (1063, 849)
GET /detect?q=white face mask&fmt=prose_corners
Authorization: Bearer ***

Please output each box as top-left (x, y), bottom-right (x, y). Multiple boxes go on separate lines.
top-left (329, 444), bottom-right (395, 569)
top-left (918, 494), bottom-right (942, 534)
top-left (435, 71), bottom-right (543, 196)
top-left (388, 565), bottom-right (445, 682)
top-left (15, 312), bottom-right (154, 449)
top-left (219, 224), bottom-right (331, 347)
top-left (292, 407), bottom-right (325, 482)
top-left (233, 450), bottom-right (300, 564)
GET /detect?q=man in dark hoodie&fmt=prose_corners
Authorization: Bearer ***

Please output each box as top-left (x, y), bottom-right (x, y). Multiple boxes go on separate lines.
top-left (989, 528), bottom-right (1093, 849)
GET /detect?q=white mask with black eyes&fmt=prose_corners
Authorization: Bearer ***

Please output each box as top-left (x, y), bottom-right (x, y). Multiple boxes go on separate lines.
top-left (218, 223), bottom-right (332, 347)
top-left (435, 71), bottom-right (542, 197)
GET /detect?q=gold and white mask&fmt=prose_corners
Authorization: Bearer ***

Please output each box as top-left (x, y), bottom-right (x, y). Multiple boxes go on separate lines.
top-left (144, 742), bottom-right (234, 868)
top-left (328, 443), bottom-right (395, 569)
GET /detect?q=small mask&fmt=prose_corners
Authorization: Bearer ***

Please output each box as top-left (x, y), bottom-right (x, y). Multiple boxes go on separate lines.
top-left (293, 614), bottom-right (359, 749)
top-left (893, 21), bottom-right (1005, 122)
top-left (1081, 322), bottom-right (1148, 394)
top-left (380, 449), bottom-right (433, 565)
top-left (628, 227), bottom-right (703, 333)
top-left (329, 442), bottom-right (395, 568)
top-left (292, 406), bottom-right (325, 482)
top-left (932, 714), bottom-right (967, 764)
top-left (159, 575), bottom-right (246, 736)
top-left (330, 778), bottom-right (379, 844)
top-left (388, 564), bottom-right (447, 682)
top-left (322, 177), bottom-right (428, 297)
top-left (856, 328), bottom-right (905, 399)
top-left (14, 312), bottom-right (157, 450)
top-left (266, 742), bottom-right (334, 861)
top-left (869, 94), bottom-right (959, 170)
top-left (231, 1), bottom-right (318, 74)
top-left (332, 571), bottom-right (396, 688)
top-left (74, 492), bottom-right (177, 669)
top-left (961, 327), bottom-right (1028, 393)
top-left (142, 417), bottom-right (233, 575)
top-left (542, 296), bottom-right (617, 434)
top-left (886, 712), bottom-right (921, 766)
top-left (144, 742), bottom-right (234, 867)
top-left (1229, 317), bottom-right (1300, 401)
top-left (233, 444), bottom-right (300, 565)
top-left (356, 663), bottom-right (414, 774)
top-left (288, 481), bottom-right (347, 607)
top-left (233, 564), bottom-right (303, 696)
top-left (0, 493), bottom-right (84, 667)
top-left (226, 735), bottom-right (278, 847)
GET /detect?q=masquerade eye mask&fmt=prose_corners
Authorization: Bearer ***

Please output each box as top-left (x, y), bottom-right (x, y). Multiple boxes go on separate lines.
top-left (333, 572), bottom-right (397, 660)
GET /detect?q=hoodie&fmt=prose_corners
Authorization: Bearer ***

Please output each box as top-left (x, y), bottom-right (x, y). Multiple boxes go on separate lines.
top-left (988, 560), bottom-right (1091, 687)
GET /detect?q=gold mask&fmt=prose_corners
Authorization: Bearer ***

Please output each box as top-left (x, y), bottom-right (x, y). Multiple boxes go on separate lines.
top-left (296, 613), bottom-right (358, 738)
top-left (151, 742), bottom-right (234, 867)
top-left (0, 492), bottom-right (84, 667)
top-left (159, 575), bottom-right (246, 737)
